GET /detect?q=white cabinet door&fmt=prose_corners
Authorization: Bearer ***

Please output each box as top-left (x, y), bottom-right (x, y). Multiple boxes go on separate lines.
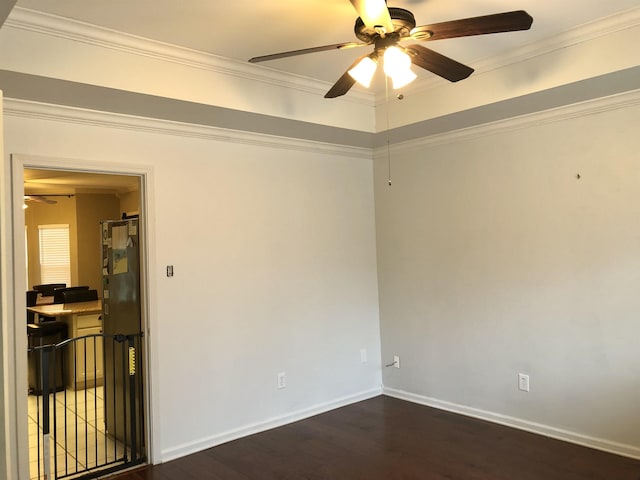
top-left (68, 313), bottom-right (104, 389)
top-left (74, 325), bottom-right (103, 386)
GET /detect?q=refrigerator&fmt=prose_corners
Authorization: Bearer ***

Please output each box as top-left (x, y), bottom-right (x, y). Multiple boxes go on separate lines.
top-left (101, 218), bottom-right (144, 451)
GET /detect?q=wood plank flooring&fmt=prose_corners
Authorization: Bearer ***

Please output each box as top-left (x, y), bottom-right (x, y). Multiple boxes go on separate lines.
top-left (108, 396), bottom-right (640, 480)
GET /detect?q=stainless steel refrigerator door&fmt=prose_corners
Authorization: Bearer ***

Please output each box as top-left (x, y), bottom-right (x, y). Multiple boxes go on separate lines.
top-left (102, 219), bottom-right (141, 336)
top-left (101, 218), bottom-right (144, 450)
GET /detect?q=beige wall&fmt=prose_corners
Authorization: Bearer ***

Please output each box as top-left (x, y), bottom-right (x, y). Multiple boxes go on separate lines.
top-left (75, 193), bottom-right (120, 291)
top-left (25, 195), bottom-right (78, 290)
top-left (118, 190), bottom-right (140, 216)
top-left (25, 193), bottom-right (123, 293)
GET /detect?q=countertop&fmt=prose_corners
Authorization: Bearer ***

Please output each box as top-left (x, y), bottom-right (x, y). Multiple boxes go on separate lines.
top-left (28, 300), bottom-right (102, 317)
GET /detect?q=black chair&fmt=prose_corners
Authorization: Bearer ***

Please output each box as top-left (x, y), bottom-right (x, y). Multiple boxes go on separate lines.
top-left (33, 283), bottom-right (66, 297)
top-left (53, 286), bottom-right (92, 304)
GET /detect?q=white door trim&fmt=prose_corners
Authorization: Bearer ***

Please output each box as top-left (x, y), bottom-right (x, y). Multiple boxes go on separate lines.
top-left (5, 153), bottom-right (160, 478)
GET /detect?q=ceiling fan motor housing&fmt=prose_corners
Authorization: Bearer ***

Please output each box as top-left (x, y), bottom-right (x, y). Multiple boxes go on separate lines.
top-left (354, 7), bottom-right (416, 42)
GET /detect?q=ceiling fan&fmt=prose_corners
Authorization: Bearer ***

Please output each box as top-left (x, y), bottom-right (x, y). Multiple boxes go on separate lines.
top-left (24, 195), bottom-right (57, 204)
top-left (24, 194), bottom-right (74, 205)
top-left (249, 0), bottom-right (533, 98)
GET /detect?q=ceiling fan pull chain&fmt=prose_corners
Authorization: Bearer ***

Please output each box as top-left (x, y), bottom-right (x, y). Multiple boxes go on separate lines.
top-left (387, 139), bottom-right (392, 187)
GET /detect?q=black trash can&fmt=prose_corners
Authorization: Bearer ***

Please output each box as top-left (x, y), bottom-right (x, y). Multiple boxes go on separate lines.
top-left (27, 321), bottom-right (68, 395)
top-left (26, 290), bottom-right (38, 324)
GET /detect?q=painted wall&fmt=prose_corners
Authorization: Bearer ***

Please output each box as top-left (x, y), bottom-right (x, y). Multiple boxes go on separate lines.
top-left (375, 94), bottom-right (640, 455)
top-left (3, 102), bottom-right (382, 465)
top-left (118, 190), bottom-right (140, 217)
top-left (24, 195), bottom-right (78, 289)
top-left (23, 193), bottom-right (121, 293)
top-left (76, 193), bottom-right (120, 291)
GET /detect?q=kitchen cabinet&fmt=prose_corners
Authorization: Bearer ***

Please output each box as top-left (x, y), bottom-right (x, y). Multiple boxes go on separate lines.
top-left (28, 300), bottom-right (104, 390)
top-left (65, 312), bottom-right (103, 390)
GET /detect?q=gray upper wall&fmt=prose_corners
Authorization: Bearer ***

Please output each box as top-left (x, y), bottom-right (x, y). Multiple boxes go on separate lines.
top-left (1, 66), bottom-right (638, 150)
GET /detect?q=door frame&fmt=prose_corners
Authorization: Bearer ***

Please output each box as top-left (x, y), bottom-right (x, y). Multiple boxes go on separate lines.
top-left (3, 153), bottom-right (160, 478)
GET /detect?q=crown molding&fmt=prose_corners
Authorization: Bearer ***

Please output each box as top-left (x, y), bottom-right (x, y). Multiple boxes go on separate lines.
top-left (379, 6), bottom-right (640, 103)
top-left (5, 89), bottom-right (638, 161)
top-left (380, 89), bottom-right (640, 155)
top-left (3, 98), bottom-right (372, 160)
top-left (4, 7), bottom-right (375, 107)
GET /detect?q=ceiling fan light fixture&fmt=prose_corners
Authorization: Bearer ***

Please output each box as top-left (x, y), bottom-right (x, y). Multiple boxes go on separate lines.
top-left (390, 68), bottom-right (417, 89)
top-left (383, 46), bottom-right (411, 75)
top-left (348, 55), bottom-right (378, 88)
top-left (383, 46), bottom-right (416, 89)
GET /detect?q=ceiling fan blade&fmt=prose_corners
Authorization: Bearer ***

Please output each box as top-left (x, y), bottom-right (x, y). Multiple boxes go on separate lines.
top-left (349, 0), bottom-right (394, 34)
top-left (410, 10), bottom-right (533, 41)
top-left (24, 195), bottom-right (57, 204)
top-left (324, 54), bottom-right (372, 98)
top-left (406, 44), bottom-right (474, 82)
top-left (249, 42), bottom-right (366, 63)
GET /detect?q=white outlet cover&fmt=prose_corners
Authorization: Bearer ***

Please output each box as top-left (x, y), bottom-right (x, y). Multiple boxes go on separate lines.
top-left (360, 349), bottom-right (367, 364)
top-left (393, 355), bottom-right (400, 369)
top-left (518, 373), bottom-right (530, 392)
top-left (277, 372), bottom-right (286, 389)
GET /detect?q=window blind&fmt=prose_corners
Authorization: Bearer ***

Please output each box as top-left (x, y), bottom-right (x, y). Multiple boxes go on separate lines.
top-left (38, 224), bottom-right (71, 286)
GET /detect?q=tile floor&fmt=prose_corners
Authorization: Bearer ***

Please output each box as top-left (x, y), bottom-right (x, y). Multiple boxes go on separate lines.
top-left (28, 386), bottom-right (127, 480)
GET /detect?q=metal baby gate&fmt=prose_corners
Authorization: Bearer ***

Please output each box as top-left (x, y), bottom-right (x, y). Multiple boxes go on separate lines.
top-left (28, 332), bottom-right (145, 479)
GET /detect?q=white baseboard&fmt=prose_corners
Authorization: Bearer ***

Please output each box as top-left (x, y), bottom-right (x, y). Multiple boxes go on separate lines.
top-left (160, 386), bottom-right (383, 462)
top-left (383, 387), bottom-right (640, 460)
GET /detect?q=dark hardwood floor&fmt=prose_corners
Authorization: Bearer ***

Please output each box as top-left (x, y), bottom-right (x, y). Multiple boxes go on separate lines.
top-left (109, 396), bottom-right (640, 479)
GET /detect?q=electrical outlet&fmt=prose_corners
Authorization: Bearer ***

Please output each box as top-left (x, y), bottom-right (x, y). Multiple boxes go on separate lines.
top-left (277, 372), bottom-right (286, 389)
top-left (393, 355), bottom-right (400, 369)
top-left (360, 348), bottom-right (368, 364)
top-left (518, 373), bottom-right (530, 392)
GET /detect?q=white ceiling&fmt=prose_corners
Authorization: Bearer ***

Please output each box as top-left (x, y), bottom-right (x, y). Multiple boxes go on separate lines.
top-left (13, 0), bottom-right (640, 87)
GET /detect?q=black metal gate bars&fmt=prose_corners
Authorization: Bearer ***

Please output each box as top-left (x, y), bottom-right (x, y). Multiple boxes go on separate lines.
top-left (28, 333), bottom-right (145, 479)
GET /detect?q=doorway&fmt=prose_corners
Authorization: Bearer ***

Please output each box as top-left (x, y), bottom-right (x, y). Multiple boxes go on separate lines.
top-left (19, 164), bottom-right (151, 479)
